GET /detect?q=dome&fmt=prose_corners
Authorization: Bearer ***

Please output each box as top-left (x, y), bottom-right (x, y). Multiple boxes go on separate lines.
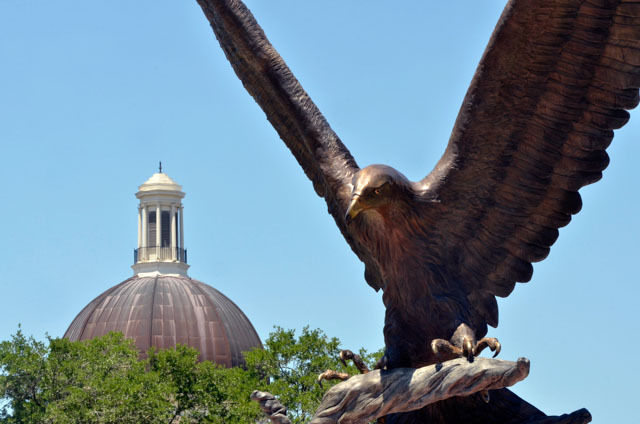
top-left (65, 169), bottom-right (261, 367)
top-left (64, 275), bottom-right (262, 367)
top-left (138, 172), bottom-right (183, 193)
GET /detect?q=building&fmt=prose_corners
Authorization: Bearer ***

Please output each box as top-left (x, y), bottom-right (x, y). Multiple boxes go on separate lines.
top-left (65, 169), bottom-right (261, 367)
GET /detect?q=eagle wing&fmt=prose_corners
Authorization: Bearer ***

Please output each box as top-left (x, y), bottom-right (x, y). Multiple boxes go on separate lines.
top-left (419, 0), bottom-right (640, 331)
top-left (197, 0), bottom-right (359, 227)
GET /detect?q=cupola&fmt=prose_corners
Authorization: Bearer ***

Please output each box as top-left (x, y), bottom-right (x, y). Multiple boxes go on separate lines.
top-left (133, 163), bottom-right (189, 277)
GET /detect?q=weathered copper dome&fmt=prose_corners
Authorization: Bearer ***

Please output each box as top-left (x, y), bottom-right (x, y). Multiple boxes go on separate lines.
top-left (64, 275), bottom-right (262, 367)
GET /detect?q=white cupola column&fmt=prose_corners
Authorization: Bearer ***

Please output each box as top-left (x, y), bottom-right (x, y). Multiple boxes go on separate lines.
top-left (171, 205), bottom-right (180, 261)
top-left (179, 206), bottom-right (184, 254)
top-left (132, 168), bottom-right (189, 277)
top-left (156, 203), bottom-right (162, 257)
top-left (137, 206), bottom-right (142, 249)
top-left (142, 204), bottom-right (148, 260)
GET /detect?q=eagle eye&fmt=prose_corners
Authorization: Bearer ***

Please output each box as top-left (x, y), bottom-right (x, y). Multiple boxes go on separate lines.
top-left (374, 188), bottom-right (381, 195)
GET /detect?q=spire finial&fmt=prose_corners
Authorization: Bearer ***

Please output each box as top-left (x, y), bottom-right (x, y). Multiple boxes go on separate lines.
top-left (159, 161), bottom-right (162, 173)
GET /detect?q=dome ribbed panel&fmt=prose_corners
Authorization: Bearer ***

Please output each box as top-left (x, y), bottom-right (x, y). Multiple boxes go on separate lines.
top-left (64, 275), bottom-right (261, 367)
top-left (196, 282), bottom-right (262, 367)
top-left (151, 277), bottom-right (232, 366)
top-left (63, 276), bottom-right (138, 342)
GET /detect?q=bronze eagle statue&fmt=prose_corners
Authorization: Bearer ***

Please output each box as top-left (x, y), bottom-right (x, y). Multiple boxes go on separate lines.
top-left (197, 0), bottom-right (639, 422)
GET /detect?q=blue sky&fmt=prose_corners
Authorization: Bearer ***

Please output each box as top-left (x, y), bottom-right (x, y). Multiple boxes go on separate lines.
top-left (1, 1), bottom-right (638, 421)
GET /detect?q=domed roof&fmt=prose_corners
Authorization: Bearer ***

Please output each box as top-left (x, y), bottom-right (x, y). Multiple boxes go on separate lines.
top-left (138, 172), bottom-right (183, 193)
top-left (64, 275), bottom-right (261, 367)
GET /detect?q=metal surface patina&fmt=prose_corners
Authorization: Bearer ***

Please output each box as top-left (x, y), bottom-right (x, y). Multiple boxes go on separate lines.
top-left (196, 0), bottom-right (640, 422)
top-left (65, 275), bottom-right (261, 367)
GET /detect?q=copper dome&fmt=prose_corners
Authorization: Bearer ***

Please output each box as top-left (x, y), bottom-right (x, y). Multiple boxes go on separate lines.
top-left (64, 275), bottom-right (262, 367)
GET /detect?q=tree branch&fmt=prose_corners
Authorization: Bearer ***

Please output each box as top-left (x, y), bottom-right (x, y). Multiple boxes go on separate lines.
top-left (309, 357), bottom-right (530, 423)
top-left (252, 357), bottom-right (531, 424)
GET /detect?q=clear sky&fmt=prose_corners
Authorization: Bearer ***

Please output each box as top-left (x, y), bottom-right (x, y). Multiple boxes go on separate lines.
top-left (1, 1), bottom-right (638, 421)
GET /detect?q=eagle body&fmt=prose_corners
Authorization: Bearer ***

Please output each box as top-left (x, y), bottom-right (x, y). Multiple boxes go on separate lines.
top-left (349, 176), bottom-right (478, 368)
top-left (198, 0), bottom-right (640, 421)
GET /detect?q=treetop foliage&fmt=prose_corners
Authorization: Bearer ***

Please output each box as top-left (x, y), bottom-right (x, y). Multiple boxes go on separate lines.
top-left (0, 326), bottom-right (381, 424)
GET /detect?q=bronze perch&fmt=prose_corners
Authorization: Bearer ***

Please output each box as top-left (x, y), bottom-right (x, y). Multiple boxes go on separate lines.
top-left (253, 357), bottom-right (590, 424)
top-left (197, 0), bottom-right (640, 421)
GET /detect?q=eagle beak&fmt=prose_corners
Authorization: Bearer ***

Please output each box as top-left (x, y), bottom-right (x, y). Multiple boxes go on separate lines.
top-left (345, 194), bottom-right (363, 224)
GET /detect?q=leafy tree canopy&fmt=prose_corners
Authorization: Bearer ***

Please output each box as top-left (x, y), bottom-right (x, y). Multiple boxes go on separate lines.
top-left (0, 326), bottom-right (381, 424)
top-left (246, 326), bottom-right (381, 423)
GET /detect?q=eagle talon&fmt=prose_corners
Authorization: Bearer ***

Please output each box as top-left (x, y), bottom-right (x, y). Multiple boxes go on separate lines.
top-left (317, 349), bottom-right (370, 388)
top-left (317, 369), bottom-right (350, 388)
top-left (375, 352), bottom-right (391, 371)
top-left (473, 337), bottom-right (501, 358)
top-left (431, 324), bottom-right (501, 365)
top-left (339, 349), bottom-right (351, 368)
top-left (340, 349), bottom-right (370, 374)
top-left (431, 338), bottom-right (463, 365)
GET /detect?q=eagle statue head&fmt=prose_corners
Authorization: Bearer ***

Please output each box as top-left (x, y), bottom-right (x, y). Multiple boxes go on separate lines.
top-left (345, 164), bottom-right (415, 224)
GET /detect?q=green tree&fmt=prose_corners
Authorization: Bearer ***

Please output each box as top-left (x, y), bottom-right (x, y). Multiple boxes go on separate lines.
top-left (148, 344), bottom-right (262, 423)
top-left (245, 326), bottom-right (382, 424)
top-left (0, 326), bottom-right (380, 423)
top-left (0, 327), bottom-right (48, 422)
top-left (0, 330), bottom-right (259, 423)
top-left (0, 330), bottom-right (174, 424)
top-left (43, 334), bottom-right (173, 423)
